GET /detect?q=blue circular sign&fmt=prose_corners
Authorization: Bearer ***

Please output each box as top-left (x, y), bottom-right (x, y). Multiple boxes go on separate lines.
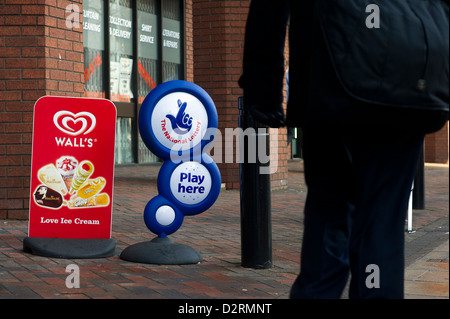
top-left (143, 195), bottom-right (184, 237)
top-left (138, 80), bottom-right (220, 237)
top-left (139, 80), bottom-right (218, 160)
top-left (158, 155), bottom-right (221, 216)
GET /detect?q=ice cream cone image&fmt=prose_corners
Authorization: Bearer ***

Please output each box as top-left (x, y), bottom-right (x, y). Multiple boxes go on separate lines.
top-left (56, 156), bottom-right (78, 191)
top-left (70, 160), bottom-right (94, 193)
top-left (64, 178), bottom-right (73, 191)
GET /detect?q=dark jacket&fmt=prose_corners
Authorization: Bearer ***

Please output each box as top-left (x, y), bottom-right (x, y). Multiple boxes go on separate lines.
top-left (240, 0), bottom-right (449, 132)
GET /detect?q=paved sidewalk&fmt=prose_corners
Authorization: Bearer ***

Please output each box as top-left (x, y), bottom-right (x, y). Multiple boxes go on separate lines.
top-left (0, 160), bottom-right (448, 299)
top-left (405, 239), bottom-right (449, 299)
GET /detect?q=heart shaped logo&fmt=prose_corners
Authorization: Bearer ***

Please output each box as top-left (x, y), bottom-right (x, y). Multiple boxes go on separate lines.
top-left (53, 111), bottom-right (96, 136)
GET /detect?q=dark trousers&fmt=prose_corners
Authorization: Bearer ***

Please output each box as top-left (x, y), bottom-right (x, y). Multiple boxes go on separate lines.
top-left (290, 121), bottom-right (424, 299)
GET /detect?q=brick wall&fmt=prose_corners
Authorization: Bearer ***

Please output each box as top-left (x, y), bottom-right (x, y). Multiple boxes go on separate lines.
top-left (272, 27), bottom-right (290, 190)
top-left (425, 122), bottom-right (449, 164)
top-left (192, 0), bottom-right (288, 189)
top-left (184, 0), bottom-right (194, 83)
top-left (0, 0), bottom-right (84, 219)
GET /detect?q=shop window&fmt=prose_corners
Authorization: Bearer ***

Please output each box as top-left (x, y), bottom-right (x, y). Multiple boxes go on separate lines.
top-left (138, 0), bottom-right (159, 104)
top-left (82, 0), bottom-right (185, 164)
top-left (109, 0), bottom-right (134, 103)
top-left (115, 117), bottom-right (135, 164)
top-left (83, 1), bottom-right (105, 98)
top-left (162, 0), bottom-right (182, 82)
top-left (137, 0), bottom-right (160, 163)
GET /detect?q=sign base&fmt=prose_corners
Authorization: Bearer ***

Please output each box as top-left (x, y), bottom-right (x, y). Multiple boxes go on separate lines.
top-left (119, 237), bottom-right (202, 265)
top-left (23, 237), bottom-right (116, 259)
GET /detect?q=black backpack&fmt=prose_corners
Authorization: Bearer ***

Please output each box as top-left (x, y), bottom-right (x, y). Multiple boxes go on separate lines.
top-left (317, 0), bottom-right (449, 116)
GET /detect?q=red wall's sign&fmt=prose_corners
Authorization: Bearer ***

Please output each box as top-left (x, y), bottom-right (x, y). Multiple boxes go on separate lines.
top-left (28, 97), bottom-right (116, 239)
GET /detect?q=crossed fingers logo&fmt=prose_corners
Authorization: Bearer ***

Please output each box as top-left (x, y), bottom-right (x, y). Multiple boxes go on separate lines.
top-left (166, 99), bottom-right (193, 135)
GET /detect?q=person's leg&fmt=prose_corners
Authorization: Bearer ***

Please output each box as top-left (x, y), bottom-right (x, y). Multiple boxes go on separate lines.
top-left (290, 124), bottom-right (354, 299)
top-left (347, 130), bottom-right (424, 299)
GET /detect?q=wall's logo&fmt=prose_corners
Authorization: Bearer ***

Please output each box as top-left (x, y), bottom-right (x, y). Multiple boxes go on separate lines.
top-left (53, 111), bottom-right (96, 136)
top-left (166, 99), bottom-right (193, 135)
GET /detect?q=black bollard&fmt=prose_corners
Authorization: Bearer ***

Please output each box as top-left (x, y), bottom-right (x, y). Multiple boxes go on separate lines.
top-left (238, 97), bottom-right (272, 269)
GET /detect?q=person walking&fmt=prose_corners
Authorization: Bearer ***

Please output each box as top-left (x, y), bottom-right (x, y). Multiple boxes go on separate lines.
top-left (239, 0), bottom-right (449, 298)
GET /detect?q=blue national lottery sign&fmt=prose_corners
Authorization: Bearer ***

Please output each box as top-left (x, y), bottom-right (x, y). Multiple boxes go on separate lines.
top-left (139, 80), bottom-right (221, 237)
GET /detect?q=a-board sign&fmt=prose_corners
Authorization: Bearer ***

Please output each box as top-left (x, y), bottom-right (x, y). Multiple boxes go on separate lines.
top-left (28, 96), bottom-right (116, 239)
top-left (138, 80), bottom-right (221, 237)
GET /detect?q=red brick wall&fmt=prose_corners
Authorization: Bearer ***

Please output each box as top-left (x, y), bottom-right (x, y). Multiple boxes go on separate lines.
top-left (425, 122), bottom-right (449, 164)
top-left (0, 0), bottom-right (84, 219)
top-left (184, 0), bottom-right (194, 83)
top-left (192, 0), bottom-right (242, 189)
top-left (192, 0), bottom-right (288, 189)
top-left (272, 27), bottom-right (290, 189)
